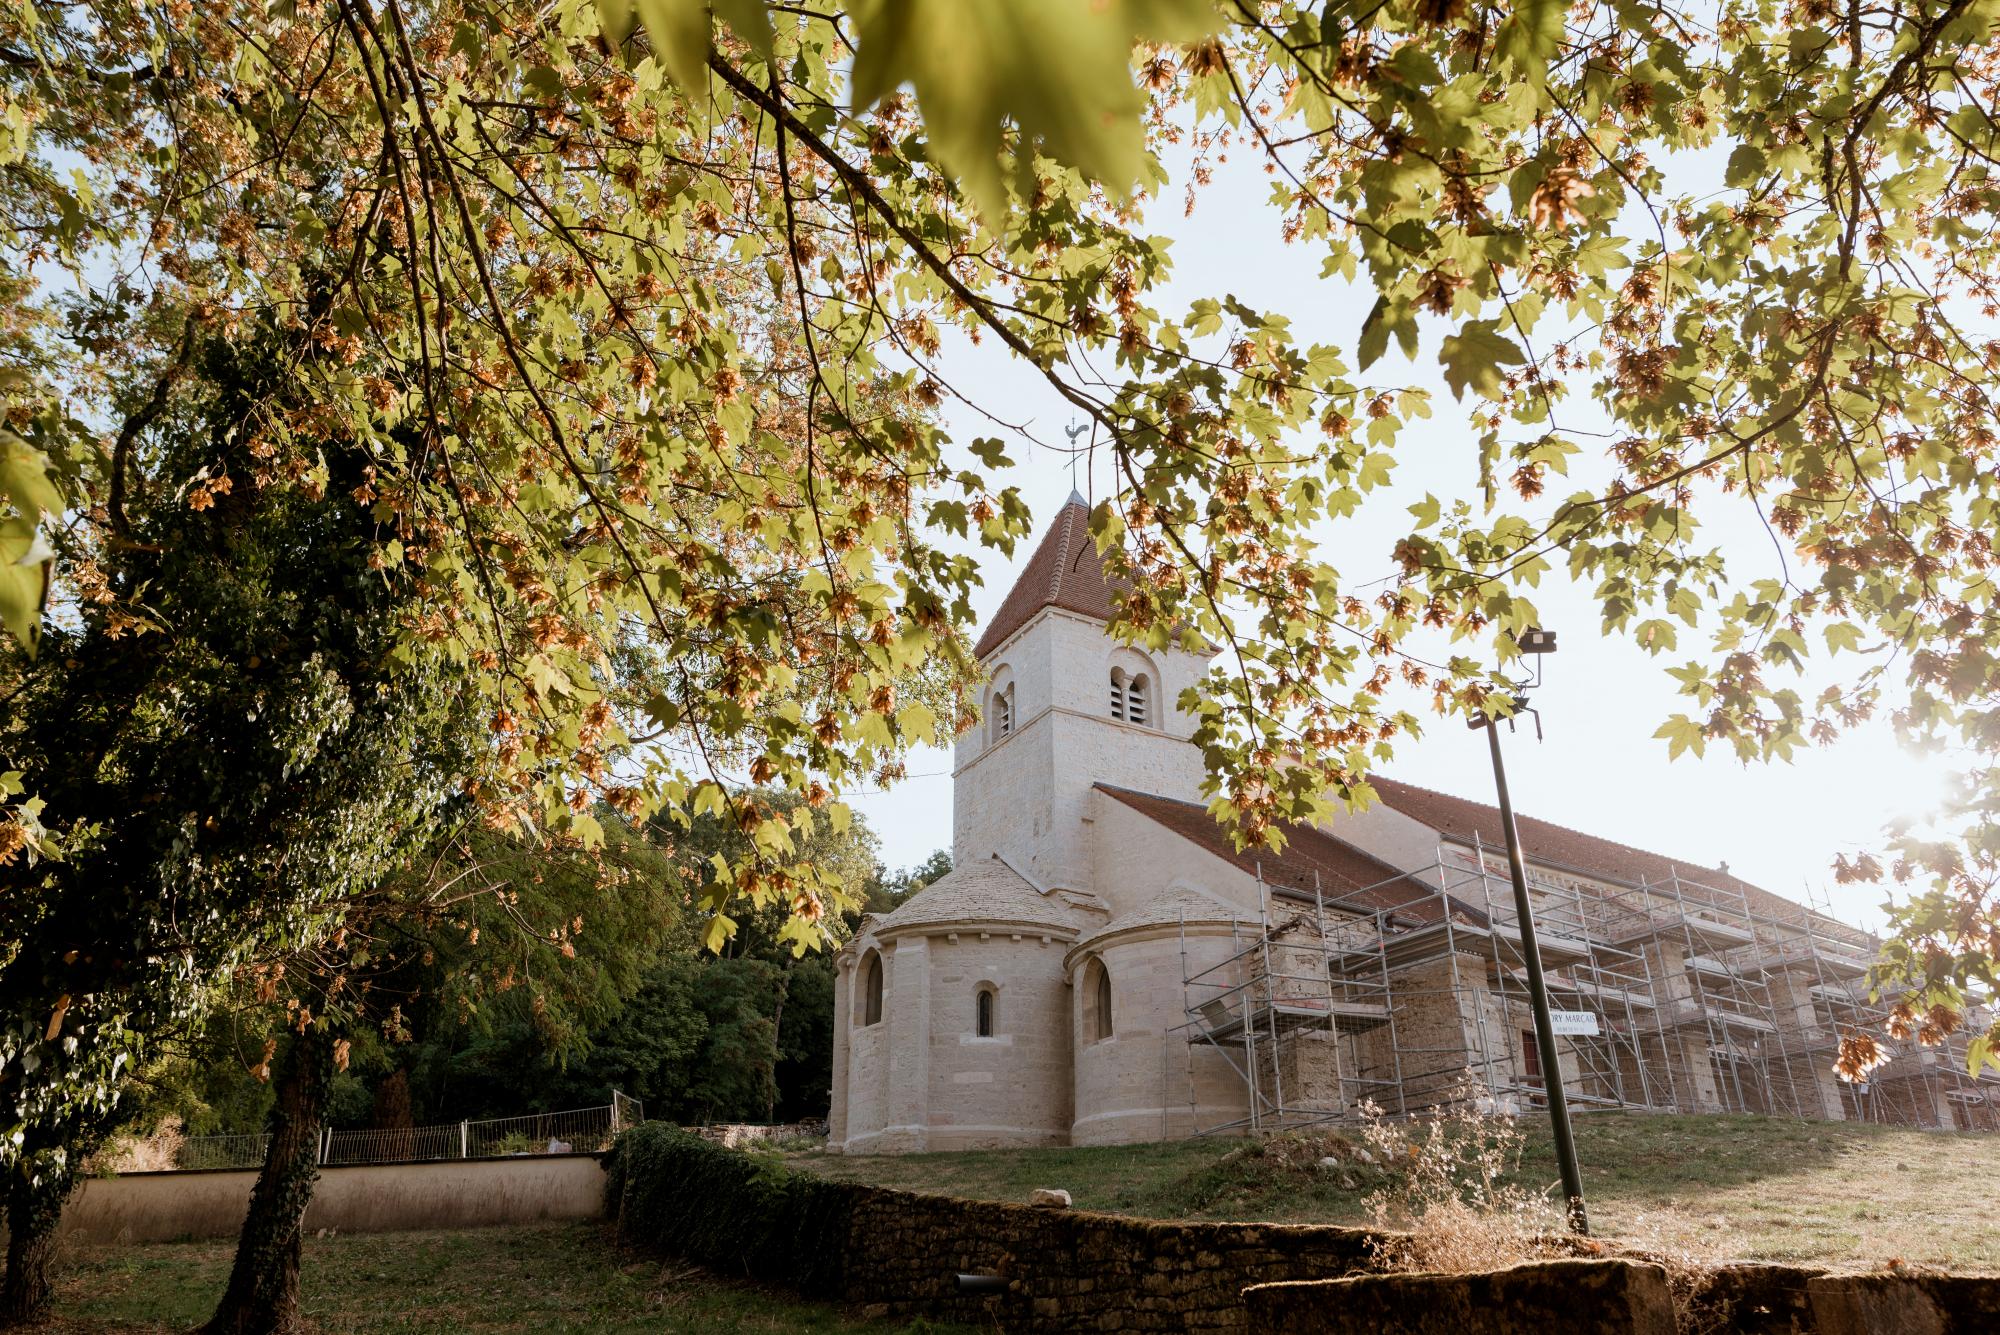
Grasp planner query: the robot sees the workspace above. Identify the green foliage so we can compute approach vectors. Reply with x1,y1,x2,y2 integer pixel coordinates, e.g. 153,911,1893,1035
6,0,2000,1150
591,955,782,1121
416,816,688,1059
655,787,884,958
774,954,838,1120
680,958,782,1119
0,335,482,1211
397,832,939,1128
158,812,929,1134
123,812,689,1139
838,0,1218,220
0,421,59,653
606,1122,853,1295
495,958,712,1115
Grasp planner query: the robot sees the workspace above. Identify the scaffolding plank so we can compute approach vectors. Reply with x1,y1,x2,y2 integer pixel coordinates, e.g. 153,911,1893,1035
1195,999,1391,1043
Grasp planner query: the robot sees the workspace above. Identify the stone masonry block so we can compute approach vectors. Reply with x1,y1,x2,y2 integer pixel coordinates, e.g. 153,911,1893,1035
1242,1259,1676,1335
1809,1273,2000,1335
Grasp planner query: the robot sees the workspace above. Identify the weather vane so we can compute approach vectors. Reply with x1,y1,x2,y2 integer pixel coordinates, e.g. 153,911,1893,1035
1063,419,1089,496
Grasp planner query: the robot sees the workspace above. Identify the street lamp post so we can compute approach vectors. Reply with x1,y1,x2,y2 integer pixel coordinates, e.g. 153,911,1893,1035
1469,627,1589,1235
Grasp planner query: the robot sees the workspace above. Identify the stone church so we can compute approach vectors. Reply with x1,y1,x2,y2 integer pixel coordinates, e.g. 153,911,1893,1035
827,496,1997,1152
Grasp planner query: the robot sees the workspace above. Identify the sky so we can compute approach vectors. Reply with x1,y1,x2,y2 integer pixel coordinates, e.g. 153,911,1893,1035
844,145,1951,934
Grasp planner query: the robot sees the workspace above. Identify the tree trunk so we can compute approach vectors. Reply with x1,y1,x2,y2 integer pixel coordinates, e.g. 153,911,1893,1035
766,966,790,1125
371,1067,414,1162
204,1027,336,1335
0,1151,74,1327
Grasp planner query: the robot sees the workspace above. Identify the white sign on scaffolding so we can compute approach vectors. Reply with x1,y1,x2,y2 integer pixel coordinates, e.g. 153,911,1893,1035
1548,1010,1600,1037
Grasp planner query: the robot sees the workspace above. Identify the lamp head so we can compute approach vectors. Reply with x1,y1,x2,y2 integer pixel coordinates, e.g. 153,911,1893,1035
1518,626,1558,655
1467,693,1532,730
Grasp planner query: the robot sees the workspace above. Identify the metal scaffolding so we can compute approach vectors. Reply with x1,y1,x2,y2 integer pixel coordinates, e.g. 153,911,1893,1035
1174,841,2000,1134
1176,869,1402,1135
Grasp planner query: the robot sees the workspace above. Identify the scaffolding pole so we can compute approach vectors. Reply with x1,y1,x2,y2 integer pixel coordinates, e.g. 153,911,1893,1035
1168,834,1964,1137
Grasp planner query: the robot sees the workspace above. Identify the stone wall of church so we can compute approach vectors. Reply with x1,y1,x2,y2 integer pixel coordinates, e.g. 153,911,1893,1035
920,934,1074,1149
1070,927,1254,1144
830,950,854,1144
1086,791,1261,922
1348,953,1493,1111
836,929,1076,1153
951,712,1057,881
955,612,1209,893
832,935,904,1151
1315,798,1455,892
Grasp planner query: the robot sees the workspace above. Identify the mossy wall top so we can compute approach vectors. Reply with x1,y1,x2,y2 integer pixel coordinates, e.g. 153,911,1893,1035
605,1124,1380,1332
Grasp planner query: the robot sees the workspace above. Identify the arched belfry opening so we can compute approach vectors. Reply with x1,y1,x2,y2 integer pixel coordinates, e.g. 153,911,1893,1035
989,679,1015,744
1109,667,1150,726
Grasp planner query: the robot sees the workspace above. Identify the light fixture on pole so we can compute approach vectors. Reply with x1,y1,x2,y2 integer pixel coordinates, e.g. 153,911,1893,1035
1466,626,1589,1235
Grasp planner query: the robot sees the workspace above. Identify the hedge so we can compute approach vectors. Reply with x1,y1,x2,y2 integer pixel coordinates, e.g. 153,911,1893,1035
603,1122,854,1296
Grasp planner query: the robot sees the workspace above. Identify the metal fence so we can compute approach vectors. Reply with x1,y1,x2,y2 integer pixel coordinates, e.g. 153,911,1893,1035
172,1094,642,1172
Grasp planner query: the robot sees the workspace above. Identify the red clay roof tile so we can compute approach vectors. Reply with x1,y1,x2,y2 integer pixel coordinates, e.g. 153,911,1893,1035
973,493,1124,660
1094,784,1475,925
1363,776,1857,938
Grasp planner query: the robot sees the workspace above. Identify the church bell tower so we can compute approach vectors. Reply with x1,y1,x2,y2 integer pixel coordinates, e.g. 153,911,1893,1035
952,492,1212,895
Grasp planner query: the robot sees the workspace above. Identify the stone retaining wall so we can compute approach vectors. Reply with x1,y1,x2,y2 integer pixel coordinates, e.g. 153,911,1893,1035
1807,1273,2000,1335
606,1126,1998,1335
1243,1260,1677,1335
607,1122,1378,1332
1244,1262,2000,1335
839,1189,1379,1331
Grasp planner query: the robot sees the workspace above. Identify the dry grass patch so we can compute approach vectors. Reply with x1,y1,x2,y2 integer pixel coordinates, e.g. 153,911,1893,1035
795,1111,2000,1270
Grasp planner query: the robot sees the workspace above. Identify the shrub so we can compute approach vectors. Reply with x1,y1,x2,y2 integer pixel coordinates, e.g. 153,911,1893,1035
604,1122,854,1295
86,1119,188,1176
1357,1076,1565,1273
485,1132,541,1156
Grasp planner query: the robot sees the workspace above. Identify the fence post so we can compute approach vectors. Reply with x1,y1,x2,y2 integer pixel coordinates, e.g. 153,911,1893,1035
459,1121,469,1159
318,1127,330,1165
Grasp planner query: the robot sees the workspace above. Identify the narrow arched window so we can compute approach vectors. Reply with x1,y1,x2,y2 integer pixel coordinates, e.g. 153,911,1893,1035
976,987,995,1038
1083,957,1113,1043
1110,668,1150,727
1125,673,1149,727
860,951,884,1026
990,684,1014,743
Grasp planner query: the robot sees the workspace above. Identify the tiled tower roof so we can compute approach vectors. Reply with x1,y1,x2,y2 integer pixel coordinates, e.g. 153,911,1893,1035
972,492,1123,659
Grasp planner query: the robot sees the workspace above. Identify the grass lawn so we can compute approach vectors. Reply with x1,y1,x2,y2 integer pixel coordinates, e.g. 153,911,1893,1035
794,1112,2000,1271
29,1221,965,1334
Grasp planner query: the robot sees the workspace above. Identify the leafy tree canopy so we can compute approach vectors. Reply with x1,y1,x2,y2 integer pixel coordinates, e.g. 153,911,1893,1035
3,0,1999,1080
0,332,485,1319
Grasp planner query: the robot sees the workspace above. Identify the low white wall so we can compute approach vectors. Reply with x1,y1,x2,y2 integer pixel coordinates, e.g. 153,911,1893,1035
43,1154,607,1246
